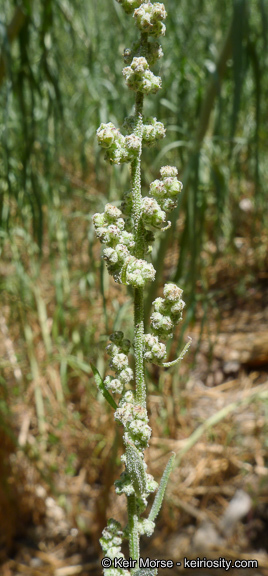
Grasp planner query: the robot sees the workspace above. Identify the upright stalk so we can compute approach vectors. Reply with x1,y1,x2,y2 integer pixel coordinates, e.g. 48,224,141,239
92,2,189,574
132,93,146,408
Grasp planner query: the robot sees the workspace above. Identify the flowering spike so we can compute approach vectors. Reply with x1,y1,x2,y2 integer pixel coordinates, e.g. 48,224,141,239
92,1,190,573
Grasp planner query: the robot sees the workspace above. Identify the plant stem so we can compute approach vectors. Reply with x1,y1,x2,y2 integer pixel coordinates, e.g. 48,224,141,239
131,92,146,408
127,493,139,570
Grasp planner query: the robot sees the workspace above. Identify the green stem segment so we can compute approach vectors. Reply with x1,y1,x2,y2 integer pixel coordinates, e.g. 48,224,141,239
131,92,146,409
127,494,139,570
128,91,145,570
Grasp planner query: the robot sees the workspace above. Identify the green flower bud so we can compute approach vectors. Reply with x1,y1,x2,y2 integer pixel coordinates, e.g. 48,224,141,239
144,333,166,363
142,117,166,146
163,176,183,197
115,404,133,425
163,282,183,301
160,165,178,178
125,258,156,287
103,247,119,265
152,296,167,314
149,168,183,213
138,518,155,537
115,243,130,263
146,473,158,493
110,353,129,371
123,57,162,94
102,227,121,246
107,518,123,534
110,331,124,344
92,212,106,228
110,379,124,394
132,404,147,421
116,0,143,15
128,420,152,445
104,203,123,223
134,3,167,38
121,390,135,403
106,337,120,356
120,338,131,353
118,367,134,384
120,230,135,250
141,197,166,228
124,134,141,158
115,472,135,496
96,122,117,148
105,546,123,561
150,311,173,339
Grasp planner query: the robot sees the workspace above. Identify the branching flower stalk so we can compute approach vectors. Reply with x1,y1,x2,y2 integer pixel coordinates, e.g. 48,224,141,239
91,2,190,574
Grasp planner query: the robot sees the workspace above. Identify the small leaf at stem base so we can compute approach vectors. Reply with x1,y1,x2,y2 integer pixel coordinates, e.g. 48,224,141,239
90,362,118,410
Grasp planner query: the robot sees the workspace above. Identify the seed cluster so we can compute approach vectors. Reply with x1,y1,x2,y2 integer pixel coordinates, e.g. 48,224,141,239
150,283,185,340
96,122,141,165
104,331,133,395
123,56,162,94
92,204,156,287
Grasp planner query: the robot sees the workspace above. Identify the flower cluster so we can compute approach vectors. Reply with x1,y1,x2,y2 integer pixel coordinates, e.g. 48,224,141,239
97,122,141,165
150,283,185,340
139,166,182,231
123,115,165,147
134,2,167,38
93,0,189,572
115,464,158,505
100,519,130,576
143,334,166,364
92,205,155,286
143,117,166,146
149,166,183,212
115,391,152,450
123,57,161,94
104,332,133,395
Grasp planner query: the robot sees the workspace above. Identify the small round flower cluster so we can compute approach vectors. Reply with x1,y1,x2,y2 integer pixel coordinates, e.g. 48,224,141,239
115,392,152,450
104,332,133,395
134,2,167,38
115,467,158,502
149,166,183,212
92,205,155,286
123,256,156,287
144,333,166,364
124,40,163,67
123,57,161,94
100,519,130,576
141,197,166,229
96,122,141,165
143,116,166,146
150,283,185,340
123,115,165,147
140,166,182,231
116,0,143,14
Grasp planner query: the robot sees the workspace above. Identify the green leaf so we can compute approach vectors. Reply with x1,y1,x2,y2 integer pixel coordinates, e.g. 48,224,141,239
148,453,175,522
126,444,147,497
90,363,118,410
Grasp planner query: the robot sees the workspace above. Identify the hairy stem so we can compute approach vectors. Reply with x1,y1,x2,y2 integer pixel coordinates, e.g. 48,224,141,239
127,494,139,569
131,92,146,408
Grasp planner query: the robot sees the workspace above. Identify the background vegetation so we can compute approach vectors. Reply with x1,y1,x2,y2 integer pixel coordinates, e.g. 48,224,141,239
0,0,267,571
